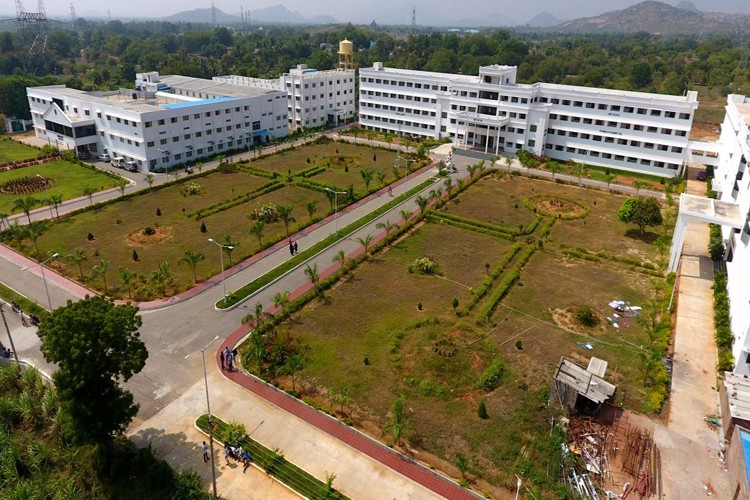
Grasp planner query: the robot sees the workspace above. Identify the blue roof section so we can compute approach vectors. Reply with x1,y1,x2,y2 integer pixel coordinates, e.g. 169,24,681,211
302,69,319,74
741,430,750,483
160,97,238,109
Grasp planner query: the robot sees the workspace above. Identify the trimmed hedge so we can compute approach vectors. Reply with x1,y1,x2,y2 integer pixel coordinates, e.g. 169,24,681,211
713,271,734,372
425,213,516,241
429,211,520,236
460,243,523,315
190,181,283,219
475,245,536,324
708,223,724,261
196,414,347,500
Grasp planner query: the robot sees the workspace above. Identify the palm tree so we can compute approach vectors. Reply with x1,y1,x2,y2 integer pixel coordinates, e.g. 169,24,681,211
282,353,304,393
443,178,453,196
304,263,320,294
118,181,127,196
356,233,374,255
65,249,88,280
415,195,429,214
118,266,136,300
400,209,412,224
150,261,173,294
603,174,616,191
305,201,317,221
179,249,205,283
91,259,110,294
171,169,180,181
505,156,513,172
575,163,586,183
383,394,409,447
23,222,47,258
12,196,38,224
376,220,396,244
195,161,204,173
360,168,374,190
467,164,479,178
375,171,386,186
144,173,155,188
251,301,271,329
82,187,96,205
272,290,290,314
277,205,295,236
248,220,266,249
332,249,347,274
50,194,62,219
223,234,238,265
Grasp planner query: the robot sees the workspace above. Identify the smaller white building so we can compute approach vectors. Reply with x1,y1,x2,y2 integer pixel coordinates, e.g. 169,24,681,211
27,72,288,171
214,65,356,132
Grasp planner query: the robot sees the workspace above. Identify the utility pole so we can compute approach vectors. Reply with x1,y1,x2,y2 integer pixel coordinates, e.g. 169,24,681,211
211,2,216,26
0,304,20,365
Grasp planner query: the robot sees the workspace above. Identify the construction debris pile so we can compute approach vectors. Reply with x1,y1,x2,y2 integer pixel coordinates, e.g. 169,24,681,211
563,416,661,500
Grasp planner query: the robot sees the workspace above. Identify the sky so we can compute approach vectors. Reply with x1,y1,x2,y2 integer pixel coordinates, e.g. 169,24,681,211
19,0,750,25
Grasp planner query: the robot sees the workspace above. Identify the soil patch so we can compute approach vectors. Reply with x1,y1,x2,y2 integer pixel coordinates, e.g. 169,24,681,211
125,226,174,248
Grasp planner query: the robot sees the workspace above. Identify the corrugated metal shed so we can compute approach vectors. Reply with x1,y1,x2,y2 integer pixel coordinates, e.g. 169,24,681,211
552,357,616,405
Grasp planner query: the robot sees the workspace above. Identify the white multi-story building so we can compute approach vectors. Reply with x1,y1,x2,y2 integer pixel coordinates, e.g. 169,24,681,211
712,94,750,373
359,62,699,177
214,64,356,132
27,72,288,172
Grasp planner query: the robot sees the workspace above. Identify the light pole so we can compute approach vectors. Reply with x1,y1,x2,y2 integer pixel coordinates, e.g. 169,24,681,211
21,252,59,311
208,238,233,300
324,188,347,234
0,303,20,364
185,335,220,500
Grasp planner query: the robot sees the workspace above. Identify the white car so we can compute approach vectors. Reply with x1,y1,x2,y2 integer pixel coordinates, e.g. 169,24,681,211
98,153,111,162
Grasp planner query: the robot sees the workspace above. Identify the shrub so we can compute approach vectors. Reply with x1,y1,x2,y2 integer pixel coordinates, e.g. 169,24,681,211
478,358,505,391
575,305,598,327
144,226,156,236
363,356,370,365
200,222,207,233
132,249,139,261
87,232,94,241
515,340,523,350
411,256,437,275
156,207,161,216
478,400,489,419
708,224,724,261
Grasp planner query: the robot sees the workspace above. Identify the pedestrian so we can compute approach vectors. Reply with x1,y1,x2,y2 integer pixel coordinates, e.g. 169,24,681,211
388,185,393,197
289,239,294,256
202,441,209,462
220,350,225,370
224,443,230,464
293,241,298,255
242,450,252,473
226,350,234,372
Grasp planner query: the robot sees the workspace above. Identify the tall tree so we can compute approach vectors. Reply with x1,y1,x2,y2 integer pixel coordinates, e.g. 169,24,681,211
618,197,663,236
415,195,429,214
12,196,38,224
376,220,395,244
356,233,374,255
222,234,238,265
50,194,63,219
305,201,317,221
83,187,96,206
91,259,110,294
304,263,320,294
248,220,265,249
272,290,290,314
277,204,295,236
65,249,88,280
37,296,148,444
118,266,136,300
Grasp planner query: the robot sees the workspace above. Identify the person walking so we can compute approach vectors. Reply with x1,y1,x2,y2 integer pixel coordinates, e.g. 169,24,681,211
293,241,298,255
220,350,225,371
226,350,234,372
202,441,209,462
289,239,294,256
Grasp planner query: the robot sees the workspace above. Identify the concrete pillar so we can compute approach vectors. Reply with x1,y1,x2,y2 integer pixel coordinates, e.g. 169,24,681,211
668,215,689,272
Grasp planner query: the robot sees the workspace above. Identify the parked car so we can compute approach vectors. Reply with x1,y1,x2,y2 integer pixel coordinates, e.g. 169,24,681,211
98,153,111,162
125,161,138,172
77,151,90,160
697,170,707,181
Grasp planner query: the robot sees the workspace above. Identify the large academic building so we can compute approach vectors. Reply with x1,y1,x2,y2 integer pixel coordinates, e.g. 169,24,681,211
26,72,288,172
359,62,699,177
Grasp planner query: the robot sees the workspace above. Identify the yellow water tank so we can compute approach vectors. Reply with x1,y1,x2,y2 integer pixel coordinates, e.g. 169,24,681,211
338,39,354,70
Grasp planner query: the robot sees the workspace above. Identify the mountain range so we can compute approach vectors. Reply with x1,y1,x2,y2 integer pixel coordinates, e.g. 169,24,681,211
161,1,750,34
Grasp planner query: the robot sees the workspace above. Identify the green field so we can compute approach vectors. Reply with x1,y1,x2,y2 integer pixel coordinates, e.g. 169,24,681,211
0,137,44,163
242,173,668,496
0,160,122,215
1,141,415,300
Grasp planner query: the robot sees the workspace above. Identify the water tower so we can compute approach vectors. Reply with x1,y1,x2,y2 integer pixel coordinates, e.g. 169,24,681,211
338,39,354,70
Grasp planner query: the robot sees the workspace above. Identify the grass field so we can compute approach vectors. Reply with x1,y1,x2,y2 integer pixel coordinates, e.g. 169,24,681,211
0,137,44,163
248,172,666,496
2,141,404,300
0,160,122,215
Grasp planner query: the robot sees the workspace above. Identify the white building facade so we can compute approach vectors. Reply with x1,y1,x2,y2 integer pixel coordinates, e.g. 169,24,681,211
713,94,750,374
27,73,288,172
359,62,698,177
214,65,356,132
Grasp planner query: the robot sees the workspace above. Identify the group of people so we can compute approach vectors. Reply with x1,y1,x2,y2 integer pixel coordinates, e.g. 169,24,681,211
9,302,40,327
288,239,299,256
0,348,13,359
201,441,253,473
220,346,236,372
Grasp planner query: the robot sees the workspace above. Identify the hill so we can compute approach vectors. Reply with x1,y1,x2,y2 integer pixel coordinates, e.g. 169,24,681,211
163,7,239,24
165,4,338,25
555,1,747,35
526,11,563,28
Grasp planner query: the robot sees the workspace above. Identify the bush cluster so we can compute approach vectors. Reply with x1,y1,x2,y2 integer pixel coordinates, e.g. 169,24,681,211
478,358,506,391
713,271,734,372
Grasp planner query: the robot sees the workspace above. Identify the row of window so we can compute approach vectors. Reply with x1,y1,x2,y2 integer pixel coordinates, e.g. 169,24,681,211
549,129,684,152
361,76,448,92
360,114,436,131
361,102,437,117
539,97,691,120
550,114,688,136
544,143,680,170
360,90,438,104
290,101,354,114
287,77,354,88
292,90,351,100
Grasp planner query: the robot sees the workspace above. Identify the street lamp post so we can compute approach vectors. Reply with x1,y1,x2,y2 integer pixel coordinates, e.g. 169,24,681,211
208,238,233,300
185,335,220,500
21,252,59,311
0,303,20,364
324,188,347,234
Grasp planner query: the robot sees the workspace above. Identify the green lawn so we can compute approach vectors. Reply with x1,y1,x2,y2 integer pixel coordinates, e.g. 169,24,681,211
0,160,122,215
2,141,398,300
0,137,44,163
242,172,667,496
